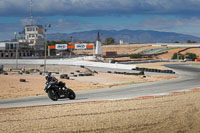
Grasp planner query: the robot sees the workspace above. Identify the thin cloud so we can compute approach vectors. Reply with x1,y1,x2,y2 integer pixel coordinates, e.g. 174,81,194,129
137,17,200,30
1,0,200,17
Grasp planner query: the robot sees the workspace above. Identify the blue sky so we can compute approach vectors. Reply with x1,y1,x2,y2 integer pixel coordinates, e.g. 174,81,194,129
1,0,200,40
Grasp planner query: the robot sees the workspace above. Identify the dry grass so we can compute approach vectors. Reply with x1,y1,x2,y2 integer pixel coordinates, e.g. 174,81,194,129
181,48,200,57
1,90,200,132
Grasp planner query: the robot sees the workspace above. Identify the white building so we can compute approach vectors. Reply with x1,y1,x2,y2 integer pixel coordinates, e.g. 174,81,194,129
0,42,18,50
120,40,124,45
23,25,45,50
95,40,102,55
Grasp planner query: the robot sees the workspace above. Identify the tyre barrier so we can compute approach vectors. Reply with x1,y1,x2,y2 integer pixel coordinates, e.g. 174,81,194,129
85,73,93,76
4,72,8,75
132,67,175,74
111,71,144,76
18,72,23,75
20,79,26,82
77,73,93,77
60,74,69,79
140,71,145,75
79,74,84,76
93,71,98,74
60,75,65,79
25,72,30,74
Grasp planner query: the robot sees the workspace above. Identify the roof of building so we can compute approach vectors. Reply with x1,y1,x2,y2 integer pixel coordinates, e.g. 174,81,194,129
25,25,43,28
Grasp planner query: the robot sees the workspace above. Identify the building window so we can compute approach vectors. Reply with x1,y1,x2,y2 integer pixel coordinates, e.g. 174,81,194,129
27,28,33,31
1,53,3,57
29,34,35,38
10,44,13,49
30,40,34,43
6,44,9,49
5,53,8,57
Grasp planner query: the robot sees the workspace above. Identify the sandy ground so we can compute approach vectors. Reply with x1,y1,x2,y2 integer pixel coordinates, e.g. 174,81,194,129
181,48,200,57
74,45,140,55
1,89,200,132
156,48,185,59
0,68,177,100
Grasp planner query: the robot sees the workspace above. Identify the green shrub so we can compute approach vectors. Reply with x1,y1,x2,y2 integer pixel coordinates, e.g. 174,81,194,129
130,54,142,59
171,53,184,60
185,53,197,61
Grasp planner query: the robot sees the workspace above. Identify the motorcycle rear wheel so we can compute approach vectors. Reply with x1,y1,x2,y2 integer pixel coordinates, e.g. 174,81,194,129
48,89,58,101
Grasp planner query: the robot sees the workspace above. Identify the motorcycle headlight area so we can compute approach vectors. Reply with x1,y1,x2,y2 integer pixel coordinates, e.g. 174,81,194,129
58,81,65,87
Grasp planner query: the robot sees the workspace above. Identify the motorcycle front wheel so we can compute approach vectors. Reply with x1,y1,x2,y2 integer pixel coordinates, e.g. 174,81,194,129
66,89,76,100
48,89,58,101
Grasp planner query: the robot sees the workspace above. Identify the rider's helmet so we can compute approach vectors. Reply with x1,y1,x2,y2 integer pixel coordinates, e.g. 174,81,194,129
45,72,52,81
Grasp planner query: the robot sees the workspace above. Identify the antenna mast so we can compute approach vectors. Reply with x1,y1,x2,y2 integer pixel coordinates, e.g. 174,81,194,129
30,0,33,25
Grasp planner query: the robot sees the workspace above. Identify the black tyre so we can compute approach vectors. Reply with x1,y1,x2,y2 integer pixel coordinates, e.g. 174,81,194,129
66,89,76,100
20,79,26,82
48,89,58,101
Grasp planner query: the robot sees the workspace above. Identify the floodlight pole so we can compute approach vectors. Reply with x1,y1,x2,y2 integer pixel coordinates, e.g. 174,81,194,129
44,24,51,74
15,32,18,69
70,36,73,58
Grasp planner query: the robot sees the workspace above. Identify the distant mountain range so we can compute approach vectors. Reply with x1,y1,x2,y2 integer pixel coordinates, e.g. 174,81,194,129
47,29,200,43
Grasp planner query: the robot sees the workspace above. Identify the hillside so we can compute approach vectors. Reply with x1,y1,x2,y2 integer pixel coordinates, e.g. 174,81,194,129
47,30,200,43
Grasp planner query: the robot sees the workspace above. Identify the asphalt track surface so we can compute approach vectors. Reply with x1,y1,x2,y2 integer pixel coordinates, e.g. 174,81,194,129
0,64,200,109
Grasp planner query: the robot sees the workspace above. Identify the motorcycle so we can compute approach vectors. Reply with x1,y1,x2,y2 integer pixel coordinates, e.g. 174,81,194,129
44,72,76,101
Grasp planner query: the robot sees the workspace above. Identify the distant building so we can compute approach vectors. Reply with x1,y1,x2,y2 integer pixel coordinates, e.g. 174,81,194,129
16,25,45,57
23,25,45,50
0,0,46,58
95,32,102,56
0,41,34,58
120,40,124,45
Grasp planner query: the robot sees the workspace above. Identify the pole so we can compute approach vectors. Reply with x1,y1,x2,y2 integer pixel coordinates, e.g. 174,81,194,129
15,32,18,69
177,52,179,60
30,0,33,25
44,35,47,73
48,46,50,56
44,24,51,74
70,36,73,58
16,42,18,69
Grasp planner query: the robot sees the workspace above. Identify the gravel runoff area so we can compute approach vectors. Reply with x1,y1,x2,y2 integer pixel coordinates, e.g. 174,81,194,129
1,89,200,132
